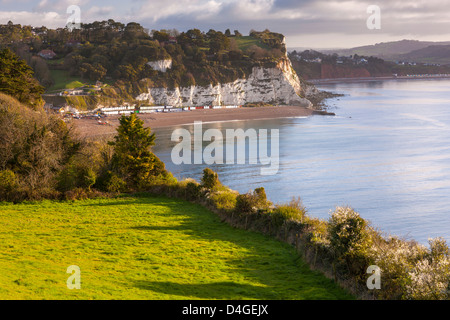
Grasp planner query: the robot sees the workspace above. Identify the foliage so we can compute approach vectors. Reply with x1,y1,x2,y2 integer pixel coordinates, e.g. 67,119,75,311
0,170,19,202
201,167,221,190
235,187,271,215
2,21,292,95
0,48,44,109
0,93,79,200
328,207,372,259
209,191,238,211
109,113,170,190
271,197,307,225
405,238,450,300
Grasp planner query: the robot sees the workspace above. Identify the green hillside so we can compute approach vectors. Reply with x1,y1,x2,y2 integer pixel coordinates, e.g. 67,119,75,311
397,44,450,65
0,194,353,300
324,39,450,61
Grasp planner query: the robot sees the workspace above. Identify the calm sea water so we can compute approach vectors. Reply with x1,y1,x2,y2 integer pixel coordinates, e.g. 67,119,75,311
152,79,450,244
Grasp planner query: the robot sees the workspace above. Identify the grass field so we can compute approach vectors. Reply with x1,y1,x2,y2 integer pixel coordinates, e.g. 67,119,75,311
234,36,271,51
46,69,93,92
0,194,353,300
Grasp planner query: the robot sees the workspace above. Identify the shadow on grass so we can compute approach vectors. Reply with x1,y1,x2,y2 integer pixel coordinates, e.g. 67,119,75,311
133,280,276,300
90,193,353,299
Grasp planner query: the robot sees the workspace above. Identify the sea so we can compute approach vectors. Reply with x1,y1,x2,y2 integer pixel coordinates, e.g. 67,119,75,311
152,79,450,245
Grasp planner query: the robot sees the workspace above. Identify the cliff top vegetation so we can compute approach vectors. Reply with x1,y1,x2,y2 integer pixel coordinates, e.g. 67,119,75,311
1,21,289,91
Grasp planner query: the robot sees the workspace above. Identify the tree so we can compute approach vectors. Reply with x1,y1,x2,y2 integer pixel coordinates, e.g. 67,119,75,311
0,48,44,109
201,168,221,190
0,92,80,199
152,30,170,43
109,113,169,189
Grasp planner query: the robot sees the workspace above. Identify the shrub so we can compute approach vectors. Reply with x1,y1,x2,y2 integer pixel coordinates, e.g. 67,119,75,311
57,164,98,192
272,197,307,224
185,181,201,201
96,170,127,193
327,206,373,278
210,191,238,211
253,187,270,208
429,237,450,261
235,187,272,215
328,207,372,259
201,168,221,190
79,167,97,191
368,236,429,299
404,237,450,300
405,257,450,300
63,187,88,201
0,170,19,202
235,193,257,215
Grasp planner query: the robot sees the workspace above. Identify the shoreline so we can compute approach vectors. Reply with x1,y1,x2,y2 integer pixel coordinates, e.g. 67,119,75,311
307,74,450,85
73,105,332,138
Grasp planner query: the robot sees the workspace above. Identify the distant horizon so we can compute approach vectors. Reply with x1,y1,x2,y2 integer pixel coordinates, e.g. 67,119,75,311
287,38,450,52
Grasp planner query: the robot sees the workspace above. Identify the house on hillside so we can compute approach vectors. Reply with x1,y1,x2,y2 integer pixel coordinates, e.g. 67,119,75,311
38,49,57,60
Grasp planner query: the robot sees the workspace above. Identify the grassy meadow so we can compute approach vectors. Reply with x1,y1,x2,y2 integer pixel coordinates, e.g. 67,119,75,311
46,69,92,92
234,36,271,51
0,194,353,300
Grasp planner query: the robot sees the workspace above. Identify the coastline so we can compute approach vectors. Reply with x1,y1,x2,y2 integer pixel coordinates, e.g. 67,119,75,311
73,105,331,138
307,74,450,85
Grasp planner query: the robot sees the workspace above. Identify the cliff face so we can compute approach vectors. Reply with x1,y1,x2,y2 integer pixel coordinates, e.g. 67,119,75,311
136,57,313,108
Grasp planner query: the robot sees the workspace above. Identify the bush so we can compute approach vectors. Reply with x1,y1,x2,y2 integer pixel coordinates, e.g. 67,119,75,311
368,236,428,299
185,181,201,201
253,187,269,208
405,256,450,300
64,187,88,201
0,170,19,202
79,167,97,191
96,170,127,193
404,238,450,300
201,168,221,190
235,193,256,214
210,191,238,211
327,206,373,278
235,187,272,215
328,207,372,259
271,197,307,225
58,164,97,192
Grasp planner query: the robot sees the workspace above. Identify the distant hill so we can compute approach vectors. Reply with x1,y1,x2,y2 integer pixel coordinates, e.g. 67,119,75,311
321,39,450,61
396,45,450,65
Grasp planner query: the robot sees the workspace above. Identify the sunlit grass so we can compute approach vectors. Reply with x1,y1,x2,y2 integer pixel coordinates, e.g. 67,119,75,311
0,194,353,300
234,36,271,52
46,69,92,92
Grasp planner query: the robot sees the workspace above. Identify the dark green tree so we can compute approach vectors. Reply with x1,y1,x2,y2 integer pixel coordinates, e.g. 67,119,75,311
109,113,169,189
0,48,44,109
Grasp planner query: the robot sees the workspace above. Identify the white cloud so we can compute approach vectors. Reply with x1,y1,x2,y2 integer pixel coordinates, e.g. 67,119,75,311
133,0,223,22
0,10,66,28
1,0,450,48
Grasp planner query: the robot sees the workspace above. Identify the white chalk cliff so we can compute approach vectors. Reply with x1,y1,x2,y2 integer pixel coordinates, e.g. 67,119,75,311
136,57,313,108
147,59,173,73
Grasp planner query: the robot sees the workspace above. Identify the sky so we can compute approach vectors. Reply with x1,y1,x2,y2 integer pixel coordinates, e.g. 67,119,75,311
1,0,450,49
